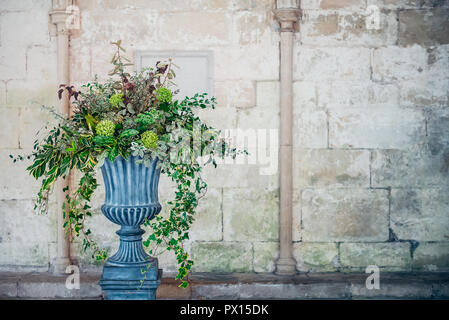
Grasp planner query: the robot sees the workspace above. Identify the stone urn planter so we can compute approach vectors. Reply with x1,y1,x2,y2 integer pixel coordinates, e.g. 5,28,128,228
98,155,162,300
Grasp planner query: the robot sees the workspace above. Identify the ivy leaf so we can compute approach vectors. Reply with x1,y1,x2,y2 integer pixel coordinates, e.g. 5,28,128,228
108,144,119,162
93,136,115,146
119,129,139,139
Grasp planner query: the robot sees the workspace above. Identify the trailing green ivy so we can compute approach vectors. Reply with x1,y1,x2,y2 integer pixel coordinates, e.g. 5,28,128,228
11,41,244,287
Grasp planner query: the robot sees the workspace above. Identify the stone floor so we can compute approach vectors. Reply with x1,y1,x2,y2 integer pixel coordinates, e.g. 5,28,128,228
0,272,448,299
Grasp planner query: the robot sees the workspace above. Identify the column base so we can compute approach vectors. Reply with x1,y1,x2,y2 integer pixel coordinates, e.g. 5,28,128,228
275,257,297,275
99,258,162,300
50,257,71,275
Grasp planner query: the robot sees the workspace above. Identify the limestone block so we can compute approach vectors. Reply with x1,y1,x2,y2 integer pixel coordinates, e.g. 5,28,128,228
399,9,449,46
78,11,159,46
371,147,449,188
340,242,411,270
293,149,370,187
0,149,41,200
0,10,50,47
0,107,20,149
6,79,58,108
320,81,399,108
400,79,448,108
159,12,231,45
302,188,389,242
0,0,51,11
293,242,338,272
390,188,449,241
329,106,425,149
320,0,366,9
26,45,57,81
0,46,27,80
215,45,278,81
293,81,316,110
292,200,301,241
191,241,253,272
214,80,255,109
0,81,6,105
253,242,278,273
201,163,279,190
0,242,49,266
367,0,449,10
295,47,370,81
189,188,222,241
233,9,274,46
372,45,428,82
223,188,279,241
256,81,279,108
293,110,328,148
426,106,449,155
19,106,59,150
300,10,397,47
412,242,449,271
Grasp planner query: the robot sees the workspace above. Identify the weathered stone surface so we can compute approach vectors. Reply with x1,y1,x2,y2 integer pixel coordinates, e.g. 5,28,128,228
293,81,317,109
399,9,449,46
302,188,389,242
190,188,222,241
293,110,328,148
400,79,448,107
239,282,350,299
300,11,398,46
6,80,58,107
413,242,449,271
329,106,425,149
320,0,365,9
351,282,433,299
159,12,231,45
371,147,449,188
0,10,50,47
340,242,411,270
0,242,50,266
295,47,370,81
0,107,19,149
372,45,428,82
293,242,339,272
319,81,399,108
192,283,239,299
256,81,279,108
191,242,253,272
26,45,57,81
293,149,370,187
215,80,255,108
253,242,278,273
391,188,449,241
223,188,278,241
19,106,59,150
0,150,42,200
215,45,279,81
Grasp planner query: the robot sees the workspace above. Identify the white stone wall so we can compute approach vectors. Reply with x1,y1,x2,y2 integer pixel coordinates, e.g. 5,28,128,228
0,0,448,273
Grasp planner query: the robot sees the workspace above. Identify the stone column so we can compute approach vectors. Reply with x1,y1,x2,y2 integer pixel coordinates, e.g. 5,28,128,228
274,1,300,275
49,0,73,275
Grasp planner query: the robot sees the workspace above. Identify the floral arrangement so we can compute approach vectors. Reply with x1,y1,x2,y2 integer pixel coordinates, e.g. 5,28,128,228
11,41,243,287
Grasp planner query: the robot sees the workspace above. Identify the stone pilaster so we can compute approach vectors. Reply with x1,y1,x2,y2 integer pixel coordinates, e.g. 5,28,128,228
274,2,301,275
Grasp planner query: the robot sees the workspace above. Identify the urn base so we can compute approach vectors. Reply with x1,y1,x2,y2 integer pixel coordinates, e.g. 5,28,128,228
99,261,162,300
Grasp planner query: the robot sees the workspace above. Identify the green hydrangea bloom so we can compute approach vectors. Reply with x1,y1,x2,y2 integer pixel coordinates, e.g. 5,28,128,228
109,93,124,107
96,120,115,137
141,130,158,150
156,87,172,103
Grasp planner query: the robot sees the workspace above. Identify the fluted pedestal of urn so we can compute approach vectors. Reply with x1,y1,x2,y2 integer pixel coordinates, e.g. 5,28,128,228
98,156,162,300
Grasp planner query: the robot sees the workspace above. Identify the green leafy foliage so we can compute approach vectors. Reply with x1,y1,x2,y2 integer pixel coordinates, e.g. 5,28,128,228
11,41,245,287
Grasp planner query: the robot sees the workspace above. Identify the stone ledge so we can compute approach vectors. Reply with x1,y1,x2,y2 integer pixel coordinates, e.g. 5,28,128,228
0,272,448,300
